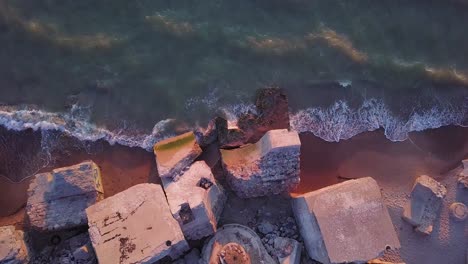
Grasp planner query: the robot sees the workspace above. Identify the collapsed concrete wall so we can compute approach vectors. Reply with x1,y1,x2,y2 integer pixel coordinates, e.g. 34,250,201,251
292,177,400,264
221,129,301,198
26,161,104,233
86,183,189,264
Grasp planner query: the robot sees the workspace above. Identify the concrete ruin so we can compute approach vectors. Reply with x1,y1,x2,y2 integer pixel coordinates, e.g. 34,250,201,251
26,161,104,233
161,161,226,240
86,183,189,264
221,129,301,198
0,226,29,264
292,177,400,264
154,132,203,181
403,175,447,235
201,224,275,264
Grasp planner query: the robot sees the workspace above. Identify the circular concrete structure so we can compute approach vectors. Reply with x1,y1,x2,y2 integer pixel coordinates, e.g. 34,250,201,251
449,202,467,221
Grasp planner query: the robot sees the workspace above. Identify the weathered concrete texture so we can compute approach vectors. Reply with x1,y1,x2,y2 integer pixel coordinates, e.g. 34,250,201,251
201,224,275,264
292,177,400,264
402,175,447,235
221,129,301,198
162,161,226,240
86,184,189,264
153,132,202,181
26,161,104,233
273,237,301,264
0,226,29,264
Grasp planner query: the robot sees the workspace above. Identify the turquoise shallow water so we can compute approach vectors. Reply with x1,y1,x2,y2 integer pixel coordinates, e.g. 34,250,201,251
0,1,466,147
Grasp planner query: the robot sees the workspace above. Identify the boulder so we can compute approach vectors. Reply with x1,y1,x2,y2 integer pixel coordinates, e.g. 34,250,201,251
201,224,275,264
161,161,226,240
26,161,104,233
292,177,400,264
402,175,447,235
86,184,189,264
154,132,202,181
221,129,301,198
0,226,29,264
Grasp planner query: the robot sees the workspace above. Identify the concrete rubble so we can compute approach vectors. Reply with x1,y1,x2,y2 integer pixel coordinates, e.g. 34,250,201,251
201,224,275,264
272,237,301,264
161,161,226,240
402,175,447,235
153,131,203,181
0,226,29,264
26,161,104,233
221,129,301,198
292,177,400,264
86,183,189,264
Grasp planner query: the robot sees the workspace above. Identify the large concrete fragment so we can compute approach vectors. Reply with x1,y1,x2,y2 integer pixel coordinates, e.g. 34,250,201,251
292,177,400,264
162,161,226,240
154,132,202,181
403,175,447,235
201,224,275,264
26,161,103,233
0,226,29,264
86,183,189,264
221,129,300,198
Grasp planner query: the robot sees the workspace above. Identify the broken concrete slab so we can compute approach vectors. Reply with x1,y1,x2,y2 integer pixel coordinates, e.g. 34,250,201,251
221,129,300,198
86,183,189,264
273,237,301,264
201,224,275,264
162,161,226,240
0,226,29,264
292,177,400,264
403,175,447,235
26,161,104,233
153,132,202,181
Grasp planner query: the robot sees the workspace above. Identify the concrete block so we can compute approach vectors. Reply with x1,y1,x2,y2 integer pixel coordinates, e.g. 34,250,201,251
26,161,103,233
86,183,189,264
403,175,447,235
221,129,301,198
292,177,400,264
162,161,226,240
154,132,202,181
0,226,29,264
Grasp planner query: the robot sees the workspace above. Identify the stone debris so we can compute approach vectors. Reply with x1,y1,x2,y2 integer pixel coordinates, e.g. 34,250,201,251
26,161,104,233
403,175,447,235
201,224,275,264
154,132,203,181
272,237,301,264
86,184,189,264
292,177,400,264
449,202,467,221
221,129,301,198
161,161,226,240
0,226,29,264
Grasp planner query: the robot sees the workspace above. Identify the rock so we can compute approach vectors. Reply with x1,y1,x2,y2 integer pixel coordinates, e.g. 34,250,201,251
0,226,29,264
402,175,447,235
216,117,249,149
161,161,226,240
449,202,467,221
257,221,276,235
221,129,301,198
183,248,201,264
86,184,189,264
292,177,400,264
26,161,104,233
273,237,301,264
154,132,203,181
201,224,276,264
194,119,218,147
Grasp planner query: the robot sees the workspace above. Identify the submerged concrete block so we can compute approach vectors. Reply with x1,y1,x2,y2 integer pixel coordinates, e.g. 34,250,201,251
221,129,300,198
403,175,447,235
154,132,203,181
26,161,104,233
292,177,400,264
86,183,189,264
162,161,226,240
0,226,29,264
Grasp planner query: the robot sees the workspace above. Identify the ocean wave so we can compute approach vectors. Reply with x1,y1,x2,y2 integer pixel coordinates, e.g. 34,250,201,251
290,98,468,141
